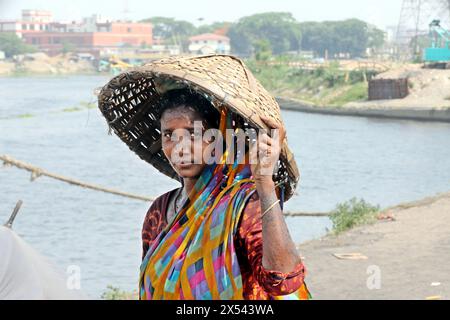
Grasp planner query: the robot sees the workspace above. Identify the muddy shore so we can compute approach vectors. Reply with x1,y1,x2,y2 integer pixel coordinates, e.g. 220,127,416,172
278,97,450,123
0,53,96,76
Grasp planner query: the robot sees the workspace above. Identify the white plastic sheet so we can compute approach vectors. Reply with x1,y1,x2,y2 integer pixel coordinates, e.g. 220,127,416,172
0,226,86,300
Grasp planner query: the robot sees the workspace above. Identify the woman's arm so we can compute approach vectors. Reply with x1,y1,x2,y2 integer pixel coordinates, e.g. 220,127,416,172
237,192,305,296
250,115,301,273
255,179,301,273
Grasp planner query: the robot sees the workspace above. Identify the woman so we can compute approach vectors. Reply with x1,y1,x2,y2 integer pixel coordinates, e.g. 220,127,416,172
98,54,311,300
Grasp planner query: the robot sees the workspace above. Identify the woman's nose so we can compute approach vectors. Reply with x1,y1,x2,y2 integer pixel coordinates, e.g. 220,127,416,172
177,138,192,158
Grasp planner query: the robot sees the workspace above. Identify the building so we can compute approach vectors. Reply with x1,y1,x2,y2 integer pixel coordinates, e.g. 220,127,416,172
23,21,153,56
188,33,230,54
0,10,52,38
1,10,153,57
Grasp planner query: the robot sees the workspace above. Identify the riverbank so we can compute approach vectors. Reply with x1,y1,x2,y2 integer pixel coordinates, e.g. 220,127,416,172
0,53,97,76
348,64,450,110
298,191,450,300
249,58,450,123
277,97,450,123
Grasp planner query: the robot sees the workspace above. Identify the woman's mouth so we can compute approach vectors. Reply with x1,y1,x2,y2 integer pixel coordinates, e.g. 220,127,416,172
176,162,194,169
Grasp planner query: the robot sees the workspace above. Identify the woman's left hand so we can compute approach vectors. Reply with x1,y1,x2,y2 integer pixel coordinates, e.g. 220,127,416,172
250,115,286,184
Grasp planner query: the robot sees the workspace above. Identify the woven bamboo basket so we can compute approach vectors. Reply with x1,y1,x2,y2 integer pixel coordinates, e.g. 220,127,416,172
97,54,300,200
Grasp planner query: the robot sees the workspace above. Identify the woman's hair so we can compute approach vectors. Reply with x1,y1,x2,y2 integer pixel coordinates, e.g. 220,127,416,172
156,88,220,129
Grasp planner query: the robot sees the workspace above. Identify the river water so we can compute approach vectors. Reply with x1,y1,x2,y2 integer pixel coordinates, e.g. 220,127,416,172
1,75,450,298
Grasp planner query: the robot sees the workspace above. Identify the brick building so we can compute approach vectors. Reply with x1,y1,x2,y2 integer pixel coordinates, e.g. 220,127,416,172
23,22,153,56
1,10,153,56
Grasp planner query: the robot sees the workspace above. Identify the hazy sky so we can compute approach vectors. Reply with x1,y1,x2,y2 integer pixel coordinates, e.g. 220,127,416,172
0,0,404,29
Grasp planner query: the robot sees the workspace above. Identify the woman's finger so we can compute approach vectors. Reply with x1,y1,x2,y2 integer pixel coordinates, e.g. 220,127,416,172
258,143,271,153
260,115,282,130
259,133,273,146
260,116,286,143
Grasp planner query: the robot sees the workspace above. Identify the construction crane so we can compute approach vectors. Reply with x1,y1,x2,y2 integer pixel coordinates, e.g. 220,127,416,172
396,0,450,59
423,20,450,68
423,19,450,65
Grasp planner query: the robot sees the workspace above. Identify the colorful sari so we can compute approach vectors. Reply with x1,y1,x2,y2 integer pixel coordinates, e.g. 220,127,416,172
139,108,311,300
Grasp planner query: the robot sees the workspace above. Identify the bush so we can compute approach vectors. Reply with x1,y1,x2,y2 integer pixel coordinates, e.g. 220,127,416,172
0,33,37,57
101,285,138,300
328,82,368,106
329,198,380,234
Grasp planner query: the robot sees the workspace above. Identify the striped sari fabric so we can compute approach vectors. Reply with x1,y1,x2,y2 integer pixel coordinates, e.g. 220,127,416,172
139,108,311,300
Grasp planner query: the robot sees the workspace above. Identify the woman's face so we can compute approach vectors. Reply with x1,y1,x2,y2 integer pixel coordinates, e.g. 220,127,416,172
160,106,215,179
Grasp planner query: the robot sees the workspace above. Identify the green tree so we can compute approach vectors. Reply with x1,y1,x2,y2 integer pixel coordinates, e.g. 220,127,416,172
140,17,196,51
300,19,384,58
196,22,232,35
367,25,386,49
0,33,37,57
254,39,272,61
300,21,333,57
228,12,302,55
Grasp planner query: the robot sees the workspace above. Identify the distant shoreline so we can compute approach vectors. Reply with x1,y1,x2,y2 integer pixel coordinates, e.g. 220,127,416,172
0,71,109,78
2,71,450,123
277,97,450,123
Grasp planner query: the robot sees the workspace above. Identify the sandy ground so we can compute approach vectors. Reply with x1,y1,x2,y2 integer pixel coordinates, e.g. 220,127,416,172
347,64,450,110
297,191,450,300
0,53,96,76
0,61,16,76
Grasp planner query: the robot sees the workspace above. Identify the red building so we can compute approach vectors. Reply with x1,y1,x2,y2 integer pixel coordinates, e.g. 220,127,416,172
23,22,153,56
0,10,153,56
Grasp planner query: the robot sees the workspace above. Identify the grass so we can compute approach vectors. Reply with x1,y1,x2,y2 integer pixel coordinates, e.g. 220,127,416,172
246,57,376,107
101,285,138,300
1,104,97,122
80,101,97,109
17,113,34,118
327,82,368,106
329,198,380,234
62,107,83,112
62,102,96,113
0,101,97,120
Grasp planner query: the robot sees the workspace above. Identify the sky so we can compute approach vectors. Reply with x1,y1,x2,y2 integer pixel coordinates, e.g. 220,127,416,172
0,0,404,29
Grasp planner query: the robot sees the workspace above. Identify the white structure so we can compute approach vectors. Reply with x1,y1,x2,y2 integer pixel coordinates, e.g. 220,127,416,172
188,33,230,54
22,10,52,23
385,25,398,43
66,14,112,33
0,9,52,38
0,11,114,38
